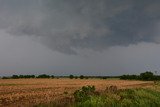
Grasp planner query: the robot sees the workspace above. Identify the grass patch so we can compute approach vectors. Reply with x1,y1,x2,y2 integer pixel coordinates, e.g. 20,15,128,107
73,86,160,107
73,89,160,107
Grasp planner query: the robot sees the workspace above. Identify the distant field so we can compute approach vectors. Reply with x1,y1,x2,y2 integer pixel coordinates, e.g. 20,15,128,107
0,79,154,107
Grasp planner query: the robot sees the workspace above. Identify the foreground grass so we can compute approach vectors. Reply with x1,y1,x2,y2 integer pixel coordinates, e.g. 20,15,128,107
73,88,160,107
36,82,160,107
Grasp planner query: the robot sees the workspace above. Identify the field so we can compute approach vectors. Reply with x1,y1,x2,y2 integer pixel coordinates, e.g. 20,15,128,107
0,79,153,107
0,79,155,107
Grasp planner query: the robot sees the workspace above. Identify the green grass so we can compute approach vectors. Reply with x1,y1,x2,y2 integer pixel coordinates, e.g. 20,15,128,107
73,88,160,107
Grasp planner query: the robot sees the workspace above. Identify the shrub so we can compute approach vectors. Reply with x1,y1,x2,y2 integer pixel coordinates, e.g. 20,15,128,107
73,85,95,102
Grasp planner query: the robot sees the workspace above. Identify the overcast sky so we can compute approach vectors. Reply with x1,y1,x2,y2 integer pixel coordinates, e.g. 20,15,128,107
0,0,160,76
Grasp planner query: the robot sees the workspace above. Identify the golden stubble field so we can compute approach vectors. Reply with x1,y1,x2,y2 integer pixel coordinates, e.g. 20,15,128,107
0,78,153,107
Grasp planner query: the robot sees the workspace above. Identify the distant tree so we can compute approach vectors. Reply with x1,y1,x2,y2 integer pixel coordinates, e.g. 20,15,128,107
51,75,55,79
140,71,154,81
120,75,128,80
120,75,139,80
12,75,19,79
19,75,24,78
154,75,160,80
27,75,35,78
129,75,137,80
69,75,74,79
85,76,89,79
37,74,50,78
31,75,36,78
18,75,35,78
102,76,107,79
2,76,10,79
79,75,84,79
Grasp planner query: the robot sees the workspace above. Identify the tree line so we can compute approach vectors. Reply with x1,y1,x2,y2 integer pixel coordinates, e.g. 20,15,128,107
1,74,89,79
1,74,55,79
120,71,160,81
1,71,159,81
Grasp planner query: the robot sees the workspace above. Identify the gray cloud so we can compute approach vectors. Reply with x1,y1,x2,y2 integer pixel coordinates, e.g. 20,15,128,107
0,0,160,54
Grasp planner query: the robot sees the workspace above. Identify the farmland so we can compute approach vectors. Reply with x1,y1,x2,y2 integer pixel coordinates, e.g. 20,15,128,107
0,78,155,107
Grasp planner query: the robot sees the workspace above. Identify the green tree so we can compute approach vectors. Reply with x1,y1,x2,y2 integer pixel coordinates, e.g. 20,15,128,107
51,75,54,78
37,74,50,78
140,71,154,81
69,75,74,79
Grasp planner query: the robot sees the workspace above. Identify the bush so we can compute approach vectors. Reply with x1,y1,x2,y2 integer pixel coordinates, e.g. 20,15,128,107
74,85,95,102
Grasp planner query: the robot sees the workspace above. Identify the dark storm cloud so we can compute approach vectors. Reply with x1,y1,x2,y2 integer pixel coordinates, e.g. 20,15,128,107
0,0,160,54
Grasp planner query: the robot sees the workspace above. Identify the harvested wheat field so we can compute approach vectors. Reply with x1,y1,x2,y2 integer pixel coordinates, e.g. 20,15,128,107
0,79,153,107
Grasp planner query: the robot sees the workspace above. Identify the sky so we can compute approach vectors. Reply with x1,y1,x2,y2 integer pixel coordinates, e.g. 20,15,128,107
0,0,160,76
